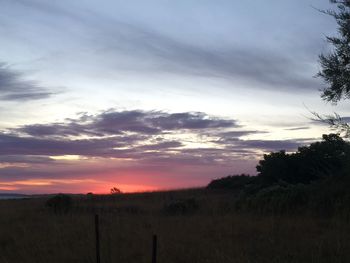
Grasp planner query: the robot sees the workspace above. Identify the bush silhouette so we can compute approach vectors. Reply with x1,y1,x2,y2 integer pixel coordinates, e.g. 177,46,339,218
236,184,309,214
46,194,73,214
110,187,122,195
207,174,254,190
162,198,199,215
208,134,350,216
257,134,350,185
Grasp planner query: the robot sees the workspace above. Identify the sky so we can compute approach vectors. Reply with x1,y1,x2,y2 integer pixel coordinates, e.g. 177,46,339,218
0,0,349,194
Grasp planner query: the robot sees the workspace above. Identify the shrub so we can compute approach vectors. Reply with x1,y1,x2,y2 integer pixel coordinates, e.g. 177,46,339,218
236,184,309,215
257,134,350,185
162,198,199,215
308,176,350,217
207,174,255,191
111,187,122,194
46,194,73,214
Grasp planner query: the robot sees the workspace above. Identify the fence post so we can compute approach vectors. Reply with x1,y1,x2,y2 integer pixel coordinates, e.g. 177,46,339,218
152,234,157,263
95,214,101,263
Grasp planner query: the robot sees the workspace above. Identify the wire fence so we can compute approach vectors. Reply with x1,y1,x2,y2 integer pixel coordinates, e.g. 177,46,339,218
94,214,158,263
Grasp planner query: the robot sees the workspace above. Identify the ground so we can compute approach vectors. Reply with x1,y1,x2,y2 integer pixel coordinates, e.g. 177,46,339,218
0,189,349,263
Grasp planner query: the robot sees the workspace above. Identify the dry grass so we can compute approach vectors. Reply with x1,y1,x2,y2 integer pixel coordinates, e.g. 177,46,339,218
0,189,349,263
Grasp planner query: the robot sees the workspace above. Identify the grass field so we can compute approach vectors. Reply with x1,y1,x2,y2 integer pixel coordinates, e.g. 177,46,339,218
0,188,350,263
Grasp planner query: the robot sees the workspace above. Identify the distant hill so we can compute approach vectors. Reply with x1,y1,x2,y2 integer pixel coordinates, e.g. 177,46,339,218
0,193,29,200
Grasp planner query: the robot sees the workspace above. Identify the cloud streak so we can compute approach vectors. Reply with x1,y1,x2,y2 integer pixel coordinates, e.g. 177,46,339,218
6,0,322,92
0,63,54,101
91,21,322,91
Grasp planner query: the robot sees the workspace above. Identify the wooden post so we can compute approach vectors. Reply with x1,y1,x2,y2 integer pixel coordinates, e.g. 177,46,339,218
95,214,101,263
152,234,157,263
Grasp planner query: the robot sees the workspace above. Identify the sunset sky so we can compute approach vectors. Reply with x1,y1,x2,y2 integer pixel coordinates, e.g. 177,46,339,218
0,0,349,194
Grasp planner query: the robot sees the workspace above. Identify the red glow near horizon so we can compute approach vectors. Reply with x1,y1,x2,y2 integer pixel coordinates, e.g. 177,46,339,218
0,172,205,194
0,178,161,194
0,157,257,194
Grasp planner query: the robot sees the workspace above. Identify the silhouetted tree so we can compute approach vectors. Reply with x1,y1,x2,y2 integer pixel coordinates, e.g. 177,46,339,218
46,194,73,214
256,150,299,184
316,0,350,136
318,0,350,102
110,187,122,194
257,134,350,184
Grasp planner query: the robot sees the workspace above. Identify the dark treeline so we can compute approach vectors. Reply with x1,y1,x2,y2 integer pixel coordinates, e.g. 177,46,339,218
207,134,350,217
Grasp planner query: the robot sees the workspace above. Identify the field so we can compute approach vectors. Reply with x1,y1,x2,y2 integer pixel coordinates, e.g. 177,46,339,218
0,189,350,263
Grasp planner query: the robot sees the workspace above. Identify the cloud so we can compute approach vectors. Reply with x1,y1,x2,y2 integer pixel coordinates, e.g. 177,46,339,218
341,117,350,122
13,0,79,20
93,22,321,92
1,109,308,163
212,130,267,144
17,110,238,138
137,140,183,151
213,130,308,152
0,133,141,157
0,63,54,101
8,1,322,92
149,112,235,130
0,155,53,164
218,131,265,137
284,126,310,131
1,110,239,163
234,139,305,152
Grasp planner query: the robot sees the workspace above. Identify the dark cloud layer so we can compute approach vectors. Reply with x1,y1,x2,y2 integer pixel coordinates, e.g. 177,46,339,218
0,133,137,157
234,139,305,152
18,110,237,137
0,63,53,101
1,109,306,162
3,110,238,160
342,117,350,123
214,131,307,152
0,155,53,164
284,126,310,131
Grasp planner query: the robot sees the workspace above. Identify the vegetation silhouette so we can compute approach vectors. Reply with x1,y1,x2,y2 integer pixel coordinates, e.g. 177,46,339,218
258,133,350,184
316,0,350,136
207,174,254,190
208,133,350,216
318,0,350,103
110,187,122,195
46,194,73,214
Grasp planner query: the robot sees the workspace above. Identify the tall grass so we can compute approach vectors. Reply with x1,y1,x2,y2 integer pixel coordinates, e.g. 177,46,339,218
0,189,350,263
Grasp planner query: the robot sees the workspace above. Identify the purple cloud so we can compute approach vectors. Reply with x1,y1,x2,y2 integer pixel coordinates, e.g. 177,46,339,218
0,63,54,101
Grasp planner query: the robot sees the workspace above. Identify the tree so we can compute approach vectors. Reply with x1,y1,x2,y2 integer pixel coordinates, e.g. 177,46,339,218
256,134,350,184
256,150,301,184
317,0,350,136
318,0,350,102
110,187,122,194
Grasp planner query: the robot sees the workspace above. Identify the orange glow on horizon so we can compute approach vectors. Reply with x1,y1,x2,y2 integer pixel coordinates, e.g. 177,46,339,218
91,184,159,194
0,162,232,194
0,186,19,191
0,178,160,194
